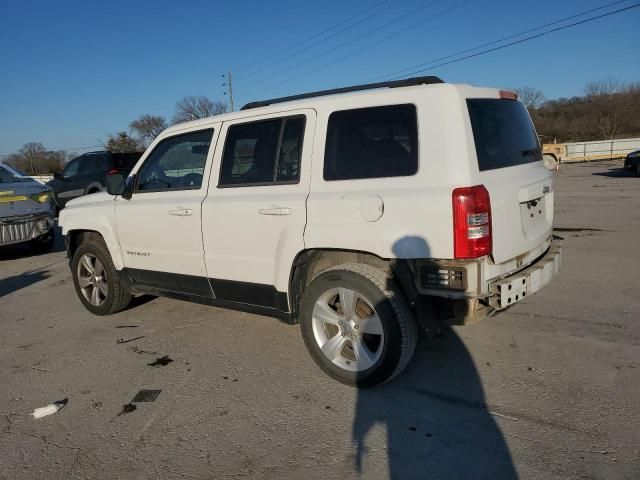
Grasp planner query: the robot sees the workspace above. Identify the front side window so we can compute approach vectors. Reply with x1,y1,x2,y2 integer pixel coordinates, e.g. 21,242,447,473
324,104,418,181
136,129,213,192
219,116,305,187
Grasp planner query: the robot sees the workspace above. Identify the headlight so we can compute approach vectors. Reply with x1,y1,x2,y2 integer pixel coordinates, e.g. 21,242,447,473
31,191,53,203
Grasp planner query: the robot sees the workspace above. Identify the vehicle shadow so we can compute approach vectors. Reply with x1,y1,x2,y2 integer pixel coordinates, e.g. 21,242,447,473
350,235,517,479
0,269,50,297
591,168,635,178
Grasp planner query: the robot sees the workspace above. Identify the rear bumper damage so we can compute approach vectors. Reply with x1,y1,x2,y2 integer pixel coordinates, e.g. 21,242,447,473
487,240,562,310
410,237,562,323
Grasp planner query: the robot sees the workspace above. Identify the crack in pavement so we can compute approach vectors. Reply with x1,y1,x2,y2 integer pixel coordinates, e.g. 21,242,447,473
2,413,82,476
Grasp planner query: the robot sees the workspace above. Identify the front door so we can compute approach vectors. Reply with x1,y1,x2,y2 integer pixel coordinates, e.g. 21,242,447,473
201,109,315,310
114,126,219,299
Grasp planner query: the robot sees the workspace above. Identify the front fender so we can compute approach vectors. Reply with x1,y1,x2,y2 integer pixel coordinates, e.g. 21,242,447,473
59,203,124,270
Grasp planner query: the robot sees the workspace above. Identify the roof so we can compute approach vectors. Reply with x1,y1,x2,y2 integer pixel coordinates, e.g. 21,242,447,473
163,76,452,135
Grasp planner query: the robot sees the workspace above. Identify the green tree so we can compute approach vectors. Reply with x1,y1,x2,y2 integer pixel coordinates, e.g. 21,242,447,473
105,132,143,153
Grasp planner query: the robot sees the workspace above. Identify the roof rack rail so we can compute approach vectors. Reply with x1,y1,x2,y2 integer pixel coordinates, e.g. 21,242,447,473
241,75,444,110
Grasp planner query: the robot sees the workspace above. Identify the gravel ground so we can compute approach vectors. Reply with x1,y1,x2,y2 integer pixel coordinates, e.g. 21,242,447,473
1,160,639,480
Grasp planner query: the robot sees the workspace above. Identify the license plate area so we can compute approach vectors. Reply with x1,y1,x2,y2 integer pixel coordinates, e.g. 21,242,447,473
489,242,562,309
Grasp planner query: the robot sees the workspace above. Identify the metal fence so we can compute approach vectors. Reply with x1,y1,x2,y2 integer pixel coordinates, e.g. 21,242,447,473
564,137,640,162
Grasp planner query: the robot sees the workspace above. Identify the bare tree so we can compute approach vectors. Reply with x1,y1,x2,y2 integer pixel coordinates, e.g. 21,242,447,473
105,132,143,153
584,78,622,139
4,142,65,175
515,86,545,109
584,78,621,97
130,114,168,145
172,95,227,124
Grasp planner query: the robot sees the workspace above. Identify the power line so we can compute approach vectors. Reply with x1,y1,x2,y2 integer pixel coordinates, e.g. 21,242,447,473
233,0,396,74
242,0,471,98
234,0,404,80
388,2,640,80
368,0,633,82
238,0,443,89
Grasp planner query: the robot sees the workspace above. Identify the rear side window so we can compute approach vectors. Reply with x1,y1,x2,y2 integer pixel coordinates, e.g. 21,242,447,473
467,99,542,171
219,116,305,187
92,154,109,172
324,104,418,181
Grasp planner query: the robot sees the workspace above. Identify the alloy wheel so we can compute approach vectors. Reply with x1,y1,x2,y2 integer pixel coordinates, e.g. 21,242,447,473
77,253,108,306
311,287,384,372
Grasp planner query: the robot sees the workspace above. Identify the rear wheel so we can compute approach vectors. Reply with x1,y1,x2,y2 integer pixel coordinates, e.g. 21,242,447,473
71,238,131,315
300,264,417,387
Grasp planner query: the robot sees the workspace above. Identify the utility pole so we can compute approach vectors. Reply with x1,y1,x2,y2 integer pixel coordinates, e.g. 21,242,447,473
223,72,235,112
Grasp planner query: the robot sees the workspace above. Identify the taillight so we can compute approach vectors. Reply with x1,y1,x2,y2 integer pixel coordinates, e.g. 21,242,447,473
453,185,492,259
107,169,119,175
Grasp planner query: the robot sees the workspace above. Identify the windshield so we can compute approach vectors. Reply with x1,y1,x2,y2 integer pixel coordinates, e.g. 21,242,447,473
467,99,542,171
0,164,32,183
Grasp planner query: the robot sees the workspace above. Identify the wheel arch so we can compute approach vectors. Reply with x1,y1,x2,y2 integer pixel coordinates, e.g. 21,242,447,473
85,182,104,194
287,248,418,322
65,226,124,270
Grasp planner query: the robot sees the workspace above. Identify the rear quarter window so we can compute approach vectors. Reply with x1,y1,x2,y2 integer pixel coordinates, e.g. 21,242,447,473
467,99,541,171
324,104,418,181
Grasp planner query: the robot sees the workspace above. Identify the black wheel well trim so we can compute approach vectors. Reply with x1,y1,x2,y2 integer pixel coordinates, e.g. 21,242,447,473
287,248,418,322
66,229,104,259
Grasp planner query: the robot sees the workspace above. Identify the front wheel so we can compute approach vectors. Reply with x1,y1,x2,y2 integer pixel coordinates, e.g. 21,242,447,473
71,238,131,315
300,264,417,387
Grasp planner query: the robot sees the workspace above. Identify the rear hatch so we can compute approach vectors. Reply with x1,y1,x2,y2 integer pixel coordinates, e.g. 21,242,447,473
467,97,553,264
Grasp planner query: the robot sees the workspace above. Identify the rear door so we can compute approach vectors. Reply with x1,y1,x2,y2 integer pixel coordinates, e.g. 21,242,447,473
467,97,554,264
201,109,314,308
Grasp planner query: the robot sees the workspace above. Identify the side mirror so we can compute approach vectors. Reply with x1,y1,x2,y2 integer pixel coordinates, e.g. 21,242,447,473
53,172,62,180
106,174,125,196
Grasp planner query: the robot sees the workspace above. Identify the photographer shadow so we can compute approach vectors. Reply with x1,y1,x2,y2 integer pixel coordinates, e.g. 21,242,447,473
351,235,517,479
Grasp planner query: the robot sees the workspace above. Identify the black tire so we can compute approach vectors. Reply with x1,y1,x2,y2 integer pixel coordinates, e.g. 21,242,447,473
29,229,55,253
71,238,131,315
299,264,417,388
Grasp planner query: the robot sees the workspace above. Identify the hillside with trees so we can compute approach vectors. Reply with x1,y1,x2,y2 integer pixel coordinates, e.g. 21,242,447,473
518,80,640,143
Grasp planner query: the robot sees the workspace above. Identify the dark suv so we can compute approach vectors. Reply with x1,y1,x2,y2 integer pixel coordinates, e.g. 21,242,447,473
47,151,142,209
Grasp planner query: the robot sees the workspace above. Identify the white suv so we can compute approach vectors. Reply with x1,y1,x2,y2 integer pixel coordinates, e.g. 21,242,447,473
60,76,561,387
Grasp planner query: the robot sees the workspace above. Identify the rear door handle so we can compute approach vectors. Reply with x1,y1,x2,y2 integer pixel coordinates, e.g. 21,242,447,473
259,207,292,216
169,208,192,216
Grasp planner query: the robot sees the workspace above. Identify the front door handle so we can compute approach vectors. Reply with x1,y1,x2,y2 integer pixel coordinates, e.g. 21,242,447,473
169,208,192,216
259,207,292,216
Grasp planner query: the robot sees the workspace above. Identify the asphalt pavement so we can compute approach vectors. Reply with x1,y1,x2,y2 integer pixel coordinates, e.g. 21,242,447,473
1,160,639,480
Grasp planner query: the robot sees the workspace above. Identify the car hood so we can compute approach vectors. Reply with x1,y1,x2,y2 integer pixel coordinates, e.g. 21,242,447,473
65,191,114,208
0,182,54,218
